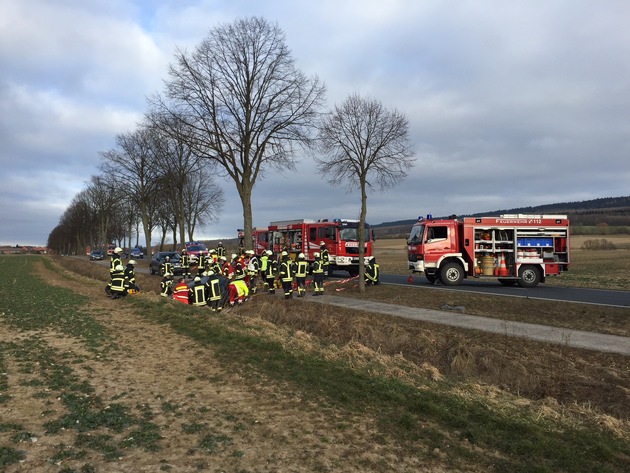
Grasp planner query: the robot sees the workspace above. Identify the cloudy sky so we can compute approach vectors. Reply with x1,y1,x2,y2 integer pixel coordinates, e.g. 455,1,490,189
2,0,629,246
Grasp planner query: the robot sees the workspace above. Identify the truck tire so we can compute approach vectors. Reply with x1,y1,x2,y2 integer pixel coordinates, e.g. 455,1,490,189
440,262,464,286
425,274,437,284
498,278,517,287
517,265,541,288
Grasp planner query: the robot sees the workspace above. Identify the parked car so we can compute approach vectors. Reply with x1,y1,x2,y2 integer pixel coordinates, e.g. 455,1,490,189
89,249,104,261
130,246,144,259
149,251,183,275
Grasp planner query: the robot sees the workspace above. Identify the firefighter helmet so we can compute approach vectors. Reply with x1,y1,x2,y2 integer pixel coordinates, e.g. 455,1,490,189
314,252,320,258
165,256,170,262
115,264,124,271
266,250,273,256
128,260,136,265
114,247,123,254
298,253,305,259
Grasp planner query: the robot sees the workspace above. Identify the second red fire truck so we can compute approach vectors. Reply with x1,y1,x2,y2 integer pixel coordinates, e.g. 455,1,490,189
251,219,374,276
407,214,570,287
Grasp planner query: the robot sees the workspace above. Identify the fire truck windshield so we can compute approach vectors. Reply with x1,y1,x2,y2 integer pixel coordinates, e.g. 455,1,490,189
408,224,424,244
339,227,370,241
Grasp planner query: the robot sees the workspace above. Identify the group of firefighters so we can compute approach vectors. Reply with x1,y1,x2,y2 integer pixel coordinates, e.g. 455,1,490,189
107,241,380,310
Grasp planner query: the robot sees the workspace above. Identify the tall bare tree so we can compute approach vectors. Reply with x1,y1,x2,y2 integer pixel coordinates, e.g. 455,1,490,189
100,126,160,256
153,16,326,249
146,114,224,248
316,93,415,292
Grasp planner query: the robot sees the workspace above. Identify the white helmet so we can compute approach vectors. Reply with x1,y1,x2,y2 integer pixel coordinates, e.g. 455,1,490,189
266,250,273,256
115,264,124,271
314,252,320,258
194,276,201,282
128,260,136,265
231,253,237,259
207,270,215,276
281,251,288,257
319,241,325,246
298,253,305,259
114,247,123,254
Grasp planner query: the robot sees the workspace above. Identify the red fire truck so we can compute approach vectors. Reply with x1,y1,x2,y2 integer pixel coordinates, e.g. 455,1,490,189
253,219,374,276
407,214,570,287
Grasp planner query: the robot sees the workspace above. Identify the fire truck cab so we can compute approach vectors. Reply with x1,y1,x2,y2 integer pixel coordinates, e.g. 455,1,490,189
407,214,570,287
253,219,374,276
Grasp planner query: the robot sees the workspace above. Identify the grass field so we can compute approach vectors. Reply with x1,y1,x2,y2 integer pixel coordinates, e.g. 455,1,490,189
0,245,629,472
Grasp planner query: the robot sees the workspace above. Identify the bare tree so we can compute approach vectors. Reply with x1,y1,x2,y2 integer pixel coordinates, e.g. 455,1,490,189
83,175,121,250
182,166,225,241
146,114,224,247
316,93,415,292
153,16,326,249
100,126,161,256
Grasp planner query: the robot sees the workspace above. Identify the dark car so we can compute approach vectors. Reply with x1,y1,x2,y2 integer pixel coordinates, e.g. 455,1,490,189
89,249,104,261
130,246,144,259
150,251,183,275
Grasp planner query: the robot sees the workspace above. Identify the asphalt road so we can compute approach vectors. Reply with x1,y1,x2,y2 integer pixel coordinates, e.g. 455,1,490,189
382,273,630,309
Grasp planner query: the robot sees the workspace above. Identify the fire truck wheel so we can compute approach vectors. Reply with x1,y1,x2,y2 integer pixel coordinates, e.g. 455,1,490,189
517,265,541,288
440,262,464,286
425,274,437,284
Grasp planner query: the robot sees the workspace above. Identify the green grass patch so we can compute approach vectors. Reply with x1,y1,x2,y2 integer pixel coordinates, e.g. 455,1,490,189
0,446,26,467
0,256,111,351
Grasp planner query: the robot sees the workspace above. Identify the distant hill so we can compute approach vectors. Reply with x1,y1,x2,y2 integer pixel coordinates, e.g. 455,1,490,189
373,196,630,238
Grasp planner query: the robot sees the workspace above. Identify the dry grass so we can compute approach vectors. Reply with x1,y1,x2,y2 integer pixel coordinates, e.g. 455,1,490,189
55,255,630,428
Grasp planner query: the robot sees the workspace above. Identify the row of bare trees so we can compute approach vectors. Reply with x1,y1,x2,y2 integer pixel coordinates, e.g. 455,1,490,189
48,17,415,291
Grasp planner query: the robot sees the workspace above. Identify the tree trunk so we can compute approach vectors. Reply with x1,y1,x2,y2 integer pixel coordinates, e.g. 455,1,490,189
238,181,254,252
358,182,367,293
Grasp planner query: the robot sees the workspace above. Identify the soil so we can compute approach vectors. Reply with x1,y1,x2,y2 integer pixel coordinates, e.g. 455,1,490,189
0,261,444,472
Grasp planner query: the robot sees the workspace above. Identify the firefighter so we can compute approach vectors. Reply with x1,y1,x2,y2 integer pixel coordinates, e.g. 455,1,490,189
319,241,330,276
160,272,173,297
260,249,269,288
180,249,191,278
206,270,223,312
124,259,139,294
110,264,126,299
220,256,230,277
312,252,325,296
109,247,123,275
173,277,190,304
160,255,174,276
231,253,245,280
246,249,259,293
228,278,249,306
189,276,208,307
265,251,278,294
216,242,226,259
196,252,206,276
295,253,309,297
106,247,124,296
365,257,380,285
278,251,294,299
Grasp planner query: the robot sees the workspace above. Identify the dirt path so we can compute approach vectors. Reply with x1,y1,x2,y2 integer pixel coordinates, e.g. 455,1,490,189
0,261,440,472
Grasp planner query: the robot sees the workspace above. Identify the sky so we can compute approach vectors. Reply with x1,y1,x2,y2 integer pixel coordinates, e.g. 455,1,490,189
1,0,629,246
